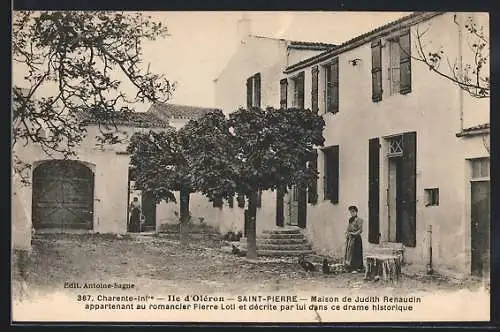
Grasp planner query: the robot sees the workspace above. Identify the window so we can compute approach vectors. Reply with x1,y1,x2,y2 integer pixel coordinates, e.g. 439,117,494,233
371,29,411,102
471,158,490,179
307,150,318,204
388,37,401,96
323,145,339,203
387,135,403,157
424,188,439,206
279,79,288,109
311,66,319,112
213,196,223,208
246,73,261,108
324,59,339,113
291,72,305,109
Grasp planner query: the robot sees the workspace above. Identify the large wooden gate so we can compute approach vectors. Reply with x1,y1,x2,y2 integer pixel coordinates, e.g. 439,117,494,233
32,160,94,230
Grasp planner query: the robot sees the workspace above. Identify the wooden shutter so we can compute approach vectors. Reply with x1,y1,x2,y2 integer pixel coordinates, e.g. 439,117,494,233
246,77,253,108
399,30,412,94
328,59,339,113
256,190,262,208
371,39,383,102
308,150,318,204
298,187,307,228
400,132,417,247
228,196,234,208
324,146,339,203
297,72,305,109
213,196,223,208
368,138,380,244
311,66,319,112
280,79,288,109
276,186,285,227
254,73,261,107
237,194,245,208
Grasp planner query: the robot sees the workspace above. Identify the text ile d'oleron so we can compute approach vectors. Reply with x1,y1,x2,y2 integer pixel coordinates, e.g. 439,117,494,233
72,285,422,313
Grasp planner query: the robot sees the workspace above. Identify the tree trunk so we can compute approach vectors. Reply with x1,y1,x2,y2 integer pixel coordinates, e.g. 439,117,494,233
179,189,190,246
246,191,258,259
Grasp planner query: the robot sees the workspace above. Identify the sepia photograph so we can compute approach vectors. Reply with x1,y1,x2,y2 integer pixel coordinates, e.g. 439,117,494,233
11,10,491,323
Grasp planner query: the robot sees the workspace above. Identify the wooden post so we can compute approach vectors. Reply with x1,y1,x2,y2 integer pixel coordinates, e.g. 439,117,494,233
426,224,433,275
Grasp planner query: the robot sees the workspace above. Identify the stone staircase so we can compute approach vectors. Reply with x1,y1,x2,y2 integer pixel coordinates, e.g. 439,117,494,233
238,226,314,257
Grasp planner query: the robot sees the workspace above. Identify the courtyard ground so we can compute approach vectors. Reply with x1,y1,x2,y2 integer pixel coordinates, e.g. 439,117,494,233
13,232,487,297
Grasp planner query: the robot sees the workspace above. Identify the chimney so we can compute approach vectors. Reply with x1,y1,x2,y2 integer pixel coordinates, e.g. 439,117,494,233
237,12,251,44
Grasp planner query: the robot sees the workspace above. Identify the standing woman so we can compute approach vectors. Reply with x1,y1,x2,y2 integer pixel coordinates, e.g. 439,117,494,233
128,197,141,233
344,205,364,273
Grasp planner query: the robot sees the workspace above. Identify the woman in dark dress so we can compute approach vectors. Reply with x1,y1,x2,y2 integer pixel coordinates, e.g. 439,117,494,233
344,205,364,273
128,197,141,233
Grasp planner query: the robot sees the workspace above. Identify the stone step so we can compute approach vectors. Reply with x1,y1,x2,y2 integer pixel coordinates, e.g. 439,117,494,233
256,249,314,257
262,228,301,235
240,243,312,251
254,238,308,245
259,233,305,239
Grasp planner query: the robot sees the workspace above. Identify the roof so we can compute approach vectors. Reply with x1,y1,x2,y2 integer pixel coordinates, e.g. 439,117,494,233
249,35,337,51
78,108,171,129
147,102,219,120
284,12,444,74
456,123,490,137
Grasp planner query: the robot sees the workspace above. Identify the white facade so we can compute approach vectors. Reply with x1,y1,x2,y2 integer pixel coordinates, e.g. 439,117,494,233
281,12,489,276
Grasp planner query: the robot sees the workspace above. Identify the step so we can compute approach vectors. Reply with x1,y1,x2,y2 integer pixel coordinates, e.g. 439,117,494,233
262,228,301,235
259,233,305,239
240,243,312,251
256,249,314,257
255,238,308,245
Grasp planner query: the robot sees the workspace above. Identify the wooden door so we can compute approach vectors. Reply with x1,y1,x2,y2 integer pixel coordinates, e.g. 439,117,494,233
141,191,157,232
276,186,285,227
399,132,417,247
471,180,490,277
32,160,94,230
288,186,299,226
297,187,307,229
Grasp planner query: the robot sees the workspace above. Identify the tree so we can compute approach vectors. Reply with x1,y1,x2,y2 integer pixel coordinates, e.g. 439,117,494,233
127,128,193,223
12,11,174,183
228,107,325,259
412,14,489,99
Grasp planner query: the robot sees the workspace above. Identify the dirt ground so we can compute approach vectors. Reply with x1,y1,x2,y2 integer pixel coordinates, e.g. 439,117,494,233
12,233,487,301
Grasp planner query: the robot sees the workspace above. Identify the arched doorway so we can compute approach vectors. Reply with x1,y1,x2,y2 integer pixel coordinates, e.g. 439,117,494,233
32,160,94,230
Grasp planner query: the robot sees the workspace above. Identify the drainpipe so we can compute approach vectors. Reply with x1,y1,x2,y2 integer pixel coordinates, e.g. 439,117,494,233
454,13,464,132
426,224,434,275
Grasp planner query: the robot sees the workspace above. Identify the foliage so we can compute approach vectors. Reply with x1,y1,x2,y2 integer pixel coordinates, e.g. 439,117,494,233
126,128,190,204
228,107,325,194
179,110,238,203
12,11,174,182
412,14,489,99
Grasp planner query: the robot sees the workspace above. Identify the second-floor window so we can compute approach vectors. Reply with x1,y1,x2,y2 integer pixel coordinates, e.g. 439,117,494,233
292,72,305,109
246,73,261,108
325,58,339,113
371,29,411,102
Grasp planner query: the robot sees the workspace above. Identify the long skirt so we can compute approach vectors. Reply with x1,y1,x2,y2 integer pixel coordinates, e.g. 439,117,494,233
344,235,363,271
129,208,141,233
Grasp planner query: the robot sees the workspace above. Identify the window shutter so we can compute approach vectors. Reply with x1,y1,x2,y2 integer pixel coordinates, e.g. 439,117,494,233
330,58,339,113
371,39,383,102
399,29,412,94
237,194,245,208
280,79,288,109
311,66,319,112
213,196,223,208
246,77,253,108
254,73,261,107
228,195,234,208
368,138,380,244
297,72,305,109
308,150,318,204
256,190,262,208
331,146,339,204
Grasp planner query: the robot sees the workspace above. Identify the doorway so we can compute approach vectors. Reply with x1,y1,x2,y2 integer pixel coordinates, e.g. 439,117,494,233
470,158,490,278
287,185,307,228
388,156,403,242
